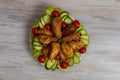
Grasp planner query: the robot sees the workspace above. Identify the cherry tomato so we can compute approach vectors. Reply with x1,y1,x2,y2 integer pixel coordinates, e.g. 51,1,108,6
79,47,86,54
44,23,51,30
52,10,59,18
38,55,46,63
32,27,39,35
60,61,68,68
55,55,60,60
61,22,67,29
73,20,80,28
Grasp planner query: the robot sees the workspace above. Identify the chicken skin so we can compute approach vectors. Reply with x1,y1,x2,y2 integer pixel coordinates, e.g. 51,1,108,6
39,35,57,46
59,50,66,61
38,28,53,36
50,42,60,61
68,41,85,52
62,25,76,36
52,16,62,39
43,46,51,57
62,32,81,42
61,42,74,58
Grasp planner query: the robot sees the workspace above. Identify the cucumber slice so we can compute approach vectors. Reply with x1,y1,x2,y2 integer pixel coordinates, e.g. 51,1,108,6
33,36,39,42
46,10,51,16
43,15,51,23
38,21,44,28
33,42,41,46
75,51,81,58
81,38,89,46
45,59,56,70
41,17,45,26
52,61,58,70
32,22,39,28
68,57,74,66
64,17,73,24
39,50,43,55
33,50,43,61
32,48,37,54
73,55,80,64
34,46,43,51
32,49,41,55
46,6,55,15
81,34,90,40
33,52,40,60
76,24,84,32
79,29,87,35
60,11,69,18
62,15,68,21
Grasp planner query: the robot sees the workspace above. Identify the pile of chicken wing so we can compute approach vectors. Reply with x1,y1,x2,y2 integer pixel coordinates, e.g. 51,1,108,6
38,16,85,61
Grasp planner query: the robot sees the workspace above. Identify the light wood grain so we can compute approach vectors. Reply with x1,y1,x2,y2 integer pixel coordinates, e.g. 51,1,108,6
0,0,120,80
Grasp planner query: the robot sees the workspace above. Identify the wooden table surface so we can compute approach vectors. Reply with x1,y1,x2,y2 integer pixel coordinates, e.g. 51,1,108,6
0,0,120,80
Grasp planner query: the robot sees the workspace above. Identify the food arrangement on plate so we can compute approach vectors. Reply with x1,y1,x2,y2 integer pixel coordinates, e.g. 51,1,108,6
30,6,90,71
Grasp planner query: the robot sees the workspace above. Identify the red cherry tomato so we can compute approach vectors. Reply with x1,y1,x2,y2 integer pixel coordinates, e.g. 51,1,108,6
73,20,80,28
32,27,39,35
55,55,60,60
61,22,67,29
52,10,59,18
44,23,51,30
60,61,68,68
38,55,46,63
79,47,86,54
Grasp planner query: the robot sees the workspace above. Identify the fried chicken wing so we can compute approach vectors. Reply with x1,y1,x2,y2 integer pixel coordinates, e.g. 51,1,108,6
68,41,85,51
50,42,60,61
43,46,51,57
39,35,57,46
52,16,62,39
38,28,53,36
63,25,76,36
61,42,74,58
59,50,66,61
62,32,81,42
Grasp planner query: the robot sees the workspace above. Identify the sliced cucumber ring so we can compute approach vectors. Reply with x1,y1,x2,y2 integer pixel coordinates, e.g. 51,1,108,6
75,51,81,58
32,22,39,28
33,42,41,46
34,46,43,51
68,57,74,66
73,55,80,64
51,61,58,70
39,21,44,28
45,59,56,70
41,17,45,26
46,6,55,15
33,36,39,42
62,15,68,21
81,38,89,46
33,52,41,60
64,16,73,24
43,15,51,23
81,34,90,40
79,29,87,35
60,11,69,18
